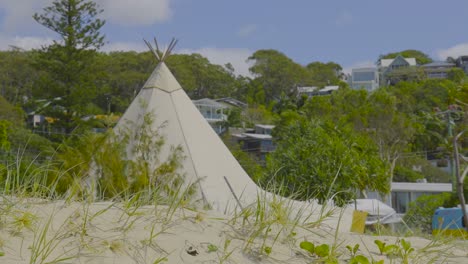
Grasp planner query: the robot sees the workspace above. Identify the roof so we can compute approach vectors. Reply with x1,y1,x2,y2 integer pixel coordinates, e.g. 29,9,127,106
379,57,417,67
192,98,227,108
215,97,248,108
351,67,377,72
350,199,401,225
391,182,452,192
319,86,339,92
297,86,318,93
422,61,456,68
232,133,272,140
255,124,275,129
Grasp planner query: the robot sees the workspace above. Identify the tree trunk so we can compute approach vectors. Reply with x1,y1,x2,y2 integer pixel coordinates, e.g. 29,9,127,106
453,132,468,229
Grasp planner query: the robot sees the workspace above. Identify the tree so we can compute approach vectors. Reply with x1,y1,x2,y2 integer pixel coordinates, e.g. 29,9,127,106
380,49,433,65
33,0,106,131
448,68,466,83
306,61,343,87
265,117,388,204
0,49,39,105
384,66,426,85
248,49,309,102
166,53,239,99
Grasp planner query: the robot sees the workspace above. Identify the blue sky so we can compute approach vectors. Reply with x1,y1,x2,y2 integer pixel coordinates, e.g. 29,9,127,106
1,0,468,76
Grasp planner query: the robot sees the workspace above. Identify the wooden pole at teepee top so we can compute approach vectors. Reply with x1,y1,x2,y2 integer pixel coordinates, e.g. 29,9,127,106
143,37,178,63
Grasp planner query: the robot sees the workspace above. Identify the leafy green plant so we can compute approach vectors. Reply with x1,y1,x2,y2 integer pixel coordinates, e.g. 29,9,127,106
374,240,386,255
399,239,415,263
300,240,339,262
299,241,315,255
11,210,38,234
404,193,452,233
207,243,218,253
346,243,360,257
374,239,415,263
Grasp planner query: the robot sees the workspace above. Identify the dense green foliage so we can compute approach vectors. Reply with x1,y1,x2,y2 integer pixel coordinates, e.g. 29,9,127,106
265,117,388,204
381,49,433,65
404,193,452,233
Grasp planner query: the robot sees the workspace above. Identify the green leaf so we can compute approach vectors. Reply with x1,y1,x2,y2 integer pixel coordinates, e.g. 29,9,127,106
299,241,315,255
314,244,330,258
383,244,398,255
374,240,386,255
400,239,411,252
0,251,4,257
350,255,370,264
353,244,360,254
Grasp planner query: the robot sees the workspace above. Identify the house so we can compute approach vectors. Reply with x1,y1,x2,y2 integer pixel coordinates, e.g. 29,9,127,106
377,55,417,86
297,85,339,97
297,86,318,97
421,61,456,79
350,67,379,91
27,114,46,128
192,98,228,134
232,124,275,161
368,182,452,215
455,56,468,74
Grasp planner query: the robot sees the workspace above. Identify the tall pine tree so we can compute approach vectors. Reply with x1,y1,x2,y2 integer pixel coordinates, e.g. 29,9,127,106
33,0,106,132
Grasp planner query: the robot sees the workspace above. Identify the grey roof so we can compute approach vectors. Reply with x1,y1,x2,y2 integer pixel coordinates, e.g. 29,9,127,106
422,61,456,68
232,133,272,140
351,67,377,72
391,182,452,192
215,97,248,108
319,85,339,92
297,86,318,93
192,98,227,108
255,124,275,129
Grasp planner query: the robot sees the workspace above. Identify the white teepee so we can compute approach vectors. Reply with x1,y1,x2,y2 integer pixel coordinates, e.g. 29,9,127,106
114,41,261,211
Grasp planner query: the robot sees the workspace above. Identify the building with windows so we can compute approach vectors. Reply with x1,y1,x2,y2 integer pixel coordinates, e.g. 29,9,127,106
421,61,455,79
350,67,379,91
377,55,417,86
297,85,339,97
456,56,468,74
192,98,228,134
232,124,275,161
368,182,452,214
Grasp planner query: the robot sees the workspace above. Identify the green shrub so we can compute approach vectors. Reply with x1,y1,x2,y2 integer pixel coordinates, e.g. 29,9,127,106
404,192,452,233
393,165,424,182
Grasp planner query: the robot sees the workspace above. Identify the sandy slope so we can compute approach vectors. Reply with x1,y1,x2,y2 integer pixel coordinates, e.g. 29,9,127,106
0,199,467,263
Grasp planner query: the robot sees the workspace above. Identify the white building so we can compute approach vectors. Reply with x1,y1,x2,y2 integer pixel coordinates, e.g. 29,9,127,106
350,67,379,91
368,182,452,214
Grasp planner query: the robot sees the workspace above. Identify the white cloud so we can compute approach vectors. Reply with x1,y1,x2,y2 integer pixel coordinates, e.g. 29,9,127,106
0,0,172,31
342,60,375,75
0,34,53,50
335,10,353,27
237,24,257,38
177,47,253,77
97,0,172,25
436,43,468,60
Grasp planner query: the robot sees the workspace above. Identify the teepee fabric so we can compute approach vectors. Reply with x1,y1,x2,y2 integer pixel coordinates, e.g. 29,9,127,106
114,62,261,211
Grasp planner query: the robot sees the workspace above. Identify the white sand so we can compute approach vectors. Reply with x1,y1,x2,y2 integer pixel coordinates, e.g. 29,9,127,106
0,198,467,263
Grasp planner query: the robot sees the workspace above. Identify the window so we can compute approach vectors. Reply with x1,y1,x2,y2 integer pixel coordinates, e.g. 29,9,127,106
392,191,410,213
353,71,375,82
